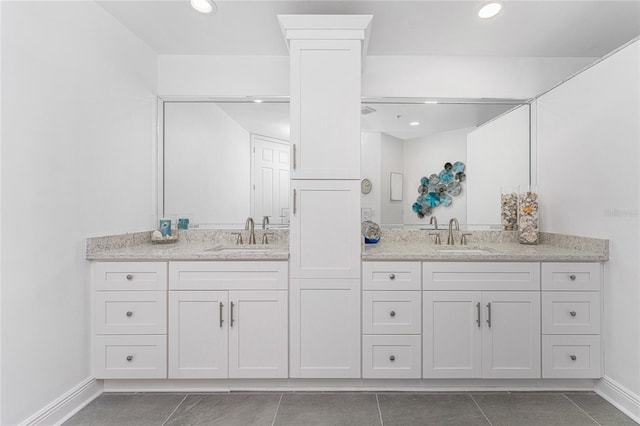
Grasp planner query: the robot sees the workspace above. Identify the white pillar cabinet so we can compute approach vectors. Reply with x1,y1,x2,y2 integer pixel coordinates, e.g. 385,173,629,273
280,15,372,379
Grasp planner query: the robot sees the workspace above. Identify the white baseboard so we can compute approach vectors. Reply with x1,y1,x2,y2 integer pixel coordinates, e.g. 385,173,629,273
596,376,640,424
21,377,103,426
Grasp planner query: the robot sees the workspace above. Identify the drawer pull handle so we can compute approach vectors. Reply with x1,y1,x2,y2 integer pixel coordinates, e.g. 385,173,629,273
389,274,396,280
569,310,577,317
389,355,396,361
219,302,224,328
569,274,576,281
126,355,133,362
570,355,577,361
389,311,396,317
126,311,133,317
476,302,481,328
126,274,133,281
486,302,492,328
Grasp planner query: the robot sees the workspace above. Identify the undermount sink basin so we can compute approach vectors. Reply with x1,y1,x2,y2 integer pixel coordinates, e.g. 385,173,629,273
205,245,274,252
436,248,492,254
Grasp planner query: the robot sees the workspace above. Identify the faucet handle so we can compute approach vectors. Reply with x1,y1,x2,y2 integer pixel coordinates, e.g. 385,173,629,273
429,232,442,245
460,233,472,245
231,232,243,245
261,232,274,245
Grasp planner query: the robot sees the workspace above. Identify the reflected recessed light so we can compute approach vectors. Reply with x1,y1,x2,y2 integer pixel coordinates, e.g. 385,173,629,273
478,2,502,19
191,0,217,14
253,99,263,103
409,121,420,126
424,100,438,104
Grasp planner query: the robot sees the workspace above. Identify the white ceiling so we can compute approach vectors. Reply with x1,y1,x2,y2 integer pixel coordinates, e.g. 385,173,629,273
97,0,640,57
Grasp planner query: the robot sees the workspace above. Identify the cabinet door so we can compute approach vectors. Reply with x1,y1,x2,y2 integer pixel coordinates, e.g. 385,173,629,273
289,180,361,279
482,291,541,378
290,39,361,179
423,291,482,378
290,282,360,378
228,291,288,378
168,291,228,378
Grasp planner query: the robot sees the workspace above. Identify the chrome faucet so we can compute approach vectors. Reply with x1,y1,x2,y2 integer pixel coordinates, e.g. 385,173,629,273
430,216,438,230
262,216,270,230
245,217,256,244
447,218,460,245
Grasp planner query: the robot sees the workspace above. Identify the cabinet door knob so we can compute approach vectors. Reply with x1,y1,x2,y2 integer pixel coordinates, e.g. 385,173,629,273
126,311,133,317
570,355,577,361
126,274,134,281
126,355,133,362
569,310,577,317
389,311,396,317
569,274,576,281
389,355,395,361
389,274,396,280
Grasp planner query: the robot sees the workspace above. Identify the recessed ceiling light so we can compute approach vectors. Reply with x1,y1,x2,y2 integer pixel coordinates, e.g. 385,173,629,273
478,2,502,19
191,0,217,14
409,121,420,126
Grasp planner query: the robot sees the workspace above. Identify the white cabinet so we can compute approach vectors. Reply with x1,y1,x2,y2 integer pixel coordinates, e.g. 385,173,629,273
168,262,288,379
92,262,168,379
289,40,362,179
481,291,541,379
290,281,360,378
541,263,602,379
362,262,422,379
289,180,361,280
422,263,541,379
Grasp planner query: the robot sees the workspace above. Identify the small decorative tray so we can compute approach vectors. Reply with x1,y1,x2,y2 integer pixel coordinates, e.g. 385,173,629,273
151,234,178,244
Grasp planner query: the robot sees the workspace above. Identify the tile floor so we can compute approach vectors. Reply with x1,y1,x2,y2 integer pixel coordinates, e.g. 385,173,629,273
64,391,637,426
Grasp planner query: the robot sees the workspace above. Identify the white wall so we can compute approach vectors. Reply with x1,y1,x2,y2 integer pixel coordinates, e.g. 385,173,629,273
164,103,250,225
380,133,404,224
536,40,640,413
403,128,470,226
159,55,596,100
360,132,382,223
467,105,530,226
1,2,158,424
159,55,289,96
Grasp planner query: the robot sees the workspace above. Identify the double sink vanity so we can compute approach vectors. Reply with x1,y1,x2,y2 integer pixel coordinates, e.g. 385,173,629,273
87,226,608,389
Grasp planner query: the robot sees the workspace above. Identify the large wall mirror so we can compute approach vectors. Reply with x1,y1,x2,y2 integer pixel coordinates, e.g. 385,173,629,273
162,99,290,228
360,99,531,229
160,97,530,228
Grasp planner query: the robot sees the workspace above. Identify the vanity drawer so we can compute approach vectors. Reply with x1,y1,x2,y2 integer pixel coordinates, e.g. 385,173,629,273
93,335,167,379
169,261,287,290
423,262,540,291
542,335,601,378
363,262,421,290
363,335,421,378
94,291,167,335
542,263,601,291
93,262,167,291
542,292,600,334
363,291,421,334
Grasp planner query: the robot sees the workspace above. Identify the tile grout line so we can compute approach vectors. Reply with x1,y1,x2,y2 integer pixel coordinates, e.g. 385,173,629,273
271,393,283,426
469,394,494,426
562,393,603,426
375,393,384,426
161,393,189,426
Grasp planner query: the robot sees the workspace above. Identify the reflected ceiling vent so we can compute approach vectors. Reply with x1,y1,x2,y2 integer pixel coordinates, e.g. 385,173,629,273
361,106,377,115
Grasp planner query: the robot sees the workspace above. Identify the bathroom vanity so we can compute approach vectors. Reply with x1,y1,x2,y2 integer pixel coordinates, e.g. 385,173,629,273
87,229,607,391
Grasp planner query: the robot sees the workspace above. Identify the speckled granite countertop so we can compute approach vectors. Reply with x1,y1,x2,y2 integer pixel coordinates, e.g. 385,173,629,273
86,230,607,262
362,231,608,262
86,229,289,261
